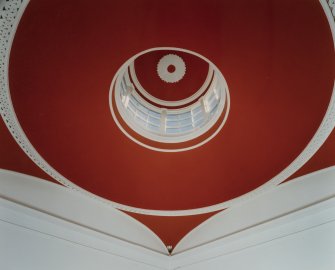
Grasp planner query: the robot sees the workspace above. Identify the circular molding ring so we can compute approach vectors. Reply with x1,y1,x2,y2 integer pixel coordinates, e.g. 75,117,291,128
1,0,335,216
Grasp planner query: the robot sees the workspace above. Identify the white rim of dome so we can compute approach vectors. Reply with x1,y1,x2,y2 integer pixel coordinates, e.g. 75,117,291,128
111,49,229,148
130,62,214,107
156,54,186,83
1,0,335,216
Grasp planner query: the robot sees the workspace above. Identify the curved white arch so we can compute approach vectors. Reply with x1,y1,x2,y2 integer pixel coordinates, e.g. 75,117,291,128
0,0,334,216
0,169,168,254
173,166,335,254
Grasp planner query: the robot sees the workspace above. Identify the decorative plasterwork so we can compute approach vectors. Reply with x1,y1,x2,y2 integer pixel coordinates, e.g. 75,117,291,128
0,0,335,216
157,54,186,83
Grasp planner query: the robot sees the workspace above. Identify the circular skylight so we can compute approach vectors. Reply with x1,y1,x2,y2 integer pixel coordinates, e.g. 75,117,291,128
109,48,230,152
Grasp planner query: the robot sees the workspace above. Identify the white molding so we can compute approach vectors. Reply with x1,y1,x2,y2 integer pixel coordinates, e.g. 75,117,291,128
0,0,334,216
0,169,168,255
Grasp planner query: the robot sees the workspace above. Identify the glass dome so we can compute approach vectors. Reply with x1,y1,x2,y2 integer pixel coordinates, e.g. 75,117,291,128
110,48,230,150
115,67,226,143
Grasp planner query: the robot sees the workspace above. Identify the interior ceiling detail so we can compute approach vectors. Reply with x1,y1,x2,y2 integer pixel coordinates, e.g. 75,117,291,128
0,0,334,215
0,0,335,251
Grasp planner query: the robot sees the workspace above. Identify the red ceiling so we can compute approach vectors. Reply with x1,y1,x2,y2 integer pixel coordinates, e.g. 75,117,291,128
0,117,57,184
134,50,209,101
7,0,335,211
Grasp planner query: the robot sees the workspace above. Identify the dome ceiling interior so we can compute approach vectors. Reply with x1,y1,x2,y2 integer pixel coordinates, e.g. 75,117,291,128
0,0,334,251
